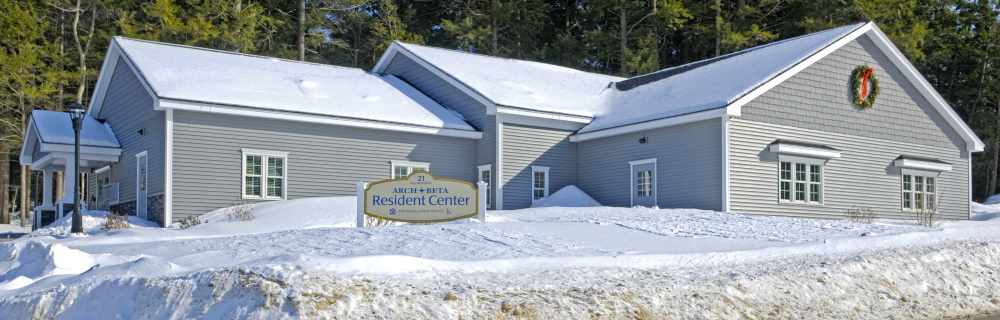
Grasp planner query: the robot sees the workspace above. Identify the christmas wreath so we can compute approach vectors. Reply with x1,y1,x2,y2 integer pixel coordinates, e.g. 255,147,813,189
852,65,879,108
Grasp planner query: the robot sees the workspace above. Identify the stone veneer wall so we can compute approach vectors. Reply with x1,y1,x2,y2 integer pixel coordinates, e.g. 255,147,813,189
147,194,165,227
110,201,136,217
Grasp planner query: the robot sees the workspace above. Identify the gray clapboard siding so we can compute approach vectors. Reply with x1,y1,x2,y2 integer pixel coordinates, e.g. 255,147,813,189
742,34,967,151
729,118,969,220
577,118,723,210
90,56,164,218
382,52,497,206
171,110,477,221
500,124,576,209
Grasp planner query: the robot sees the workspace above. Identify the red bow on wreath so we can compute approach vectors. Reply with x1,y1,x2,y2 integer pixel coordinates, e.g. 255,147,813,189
853,65,879,109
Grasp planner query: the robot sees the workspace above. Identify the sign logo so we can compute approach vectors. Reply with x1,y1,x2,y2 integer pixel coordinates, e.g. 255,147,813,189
363,171,478,222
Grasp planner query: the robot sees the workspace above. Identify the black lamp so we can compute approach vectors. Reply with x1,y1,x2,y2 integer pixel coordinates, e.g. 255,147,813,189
68,103,86,234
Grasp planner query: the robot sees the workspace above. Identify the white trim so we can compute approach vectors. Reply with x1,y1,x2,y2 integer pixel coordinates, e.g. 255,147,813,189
93,165,110,174
31,152,120,169
777,155,829,166
865,26,985,152
496,112,589,131
134,150,148,158
777,156,826,205
19,120,38,164
495,106,592,123
768,144,841,159
164,108,173,226
722,117,731,212
893,158,952,172
241,149,288,200
530,166,550,202
726,23,874,116
969,155,973,219
390,160,430,175
477,164,493,208
900,169,940,212
496,115,504,210
157,99,483,140
629,158,658,207
373,42,498,112
628,158,657,166
571,108,729,142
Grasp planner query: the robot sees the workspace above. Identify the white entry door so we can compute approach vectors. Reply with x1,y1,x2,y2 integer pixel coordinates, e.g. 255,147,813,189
136,152,148,219
630,159,657,207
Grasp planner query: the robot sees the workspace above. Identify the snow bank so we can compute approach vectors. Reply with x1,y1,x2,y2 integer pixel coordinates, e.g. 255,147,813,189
0,241,96,290
177,197,357,235
28,210,159,237
529,185,601,208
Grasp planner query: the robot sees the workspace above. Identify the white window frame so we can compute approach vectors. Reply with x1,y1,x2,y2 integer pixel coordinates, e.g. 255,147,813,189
777,155,826,205
478,164,492,208
531,166,550,202
390,160,430,179
241,149,288,200
901,169,939,212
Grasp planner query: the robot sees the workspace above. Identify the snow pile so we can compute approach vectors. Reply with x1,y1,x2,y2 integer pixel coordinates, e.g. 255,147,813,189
530,185,602,208
115,37,474,131
0,241,96,290
180,197,357,234
28,210,159,237
983,194,1000,205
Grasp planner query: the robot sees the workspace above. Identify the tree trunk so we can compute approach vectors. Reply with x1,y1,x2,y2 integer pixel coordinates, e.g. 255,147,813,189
619,7,628,77
715,0,721,57
0,149,9,224
20,165,28,228
297,0,305,61
990,99,1000,197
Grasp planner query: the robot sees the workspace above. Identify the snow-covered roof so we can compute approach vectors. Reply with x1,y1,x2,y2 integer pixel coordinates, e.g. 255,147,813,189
392,42,624,116
113,37,475,131
31,110,120,148
580,23,866,133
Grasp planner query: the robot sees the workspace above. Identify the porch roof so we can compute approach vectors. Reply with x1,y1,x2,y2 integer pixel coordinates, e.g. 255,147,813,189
20,110,122,171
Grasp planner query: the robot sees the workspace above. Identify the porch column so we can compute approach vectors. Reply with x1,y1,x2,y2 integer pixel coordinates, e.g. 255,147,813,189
60,157,76,204
42,169,52,207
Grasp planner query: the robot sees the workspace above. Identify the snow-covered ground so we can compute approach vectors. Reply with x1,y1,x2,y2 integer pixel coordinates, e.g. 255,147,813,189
1,187,999,319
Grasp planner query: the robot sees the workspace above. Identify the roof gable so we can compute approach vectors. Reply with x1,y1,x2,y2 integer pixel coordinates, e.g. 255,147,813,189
90,37,476,133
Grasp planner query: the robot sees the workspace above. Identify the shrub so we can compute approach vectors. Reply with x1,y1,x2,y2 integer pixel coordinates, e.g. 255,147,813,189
225,202,255,222
912,208,944,228
103,212,131,232
365,215,396,227
844,205,876,224
179,215,202,229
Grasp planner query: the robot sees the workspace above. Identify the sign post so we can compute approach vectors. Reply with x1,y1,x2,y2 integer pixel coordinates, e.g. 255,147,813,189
358,171,480,224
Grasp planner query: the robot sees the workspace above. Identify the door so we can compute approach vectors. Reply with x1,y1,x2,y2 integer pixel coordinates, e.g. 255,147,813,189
136,152,148,219
631,160,656,207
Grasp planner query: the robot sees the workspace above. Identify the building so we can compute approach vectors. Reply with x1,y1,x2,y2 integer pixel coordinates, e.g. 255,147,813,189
19,22,983,227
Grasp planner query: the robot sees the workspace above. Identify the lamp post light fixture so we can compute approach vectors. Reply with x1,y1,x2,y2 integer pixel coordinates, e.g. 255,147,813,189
68,103,86,234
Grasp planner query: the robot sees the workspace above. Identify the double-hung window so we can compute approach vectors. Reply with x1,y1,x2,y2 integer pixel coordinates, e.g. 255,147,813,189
478,164,492,208
531,166,550,201
902,172,937,211
242,149,288,200
391,160,429,179
778,157,825,204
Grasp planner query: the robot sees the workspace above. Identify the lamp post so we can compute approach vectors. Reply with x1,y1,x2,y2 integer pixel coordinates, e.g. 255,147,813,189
68,103,86,234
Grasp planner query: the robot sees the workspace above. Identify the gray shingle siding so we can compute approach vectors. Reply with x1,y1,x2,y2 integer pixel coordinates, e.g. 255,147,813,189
382,52,497,207
500,124,576,210
170,110,477,221
729,118,969,220
91,56,164,223
577,118,723,210
741,34,967,151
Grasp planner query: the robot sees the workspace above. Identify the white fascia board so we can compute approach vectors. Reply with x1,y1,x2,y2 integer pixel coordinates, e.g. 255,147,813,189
374,42,498,114
570,108,729,142
499,112,589,131
893,159,953,172
768,144,841,159
721,117,731,212
495,106,592,124
157,99,484,139
726,23,873,115
30,154,53,169
866,26,985,152
36,151,120,166
164,108,173,226
38,142,123,156
88,38,161,117
628,158,657,166
19,120,38,164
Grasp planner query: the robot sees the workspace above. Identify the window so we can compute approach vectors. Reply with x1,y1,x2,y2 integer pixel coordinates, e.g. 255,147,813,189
636,170,652,196
531,166,550,201
902,172,937,211
778,157,824,204
391,160,429,179
478,165,492,208
242,149,288,200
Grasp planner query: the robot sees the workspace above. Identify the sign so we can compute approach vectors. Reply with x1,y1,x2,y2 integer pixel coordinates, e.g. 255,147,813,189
362,171,479,223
